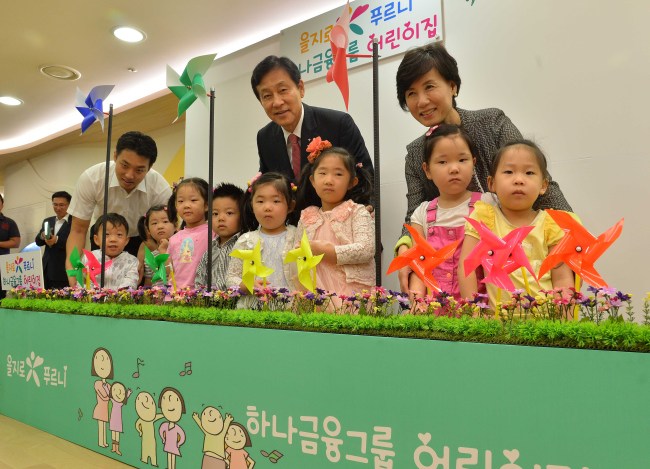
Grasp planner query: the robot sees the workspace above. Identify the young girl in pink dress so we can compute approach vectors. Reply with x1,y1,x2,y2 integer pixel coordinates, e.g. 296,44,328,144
162,178,213,289
295,140,375,297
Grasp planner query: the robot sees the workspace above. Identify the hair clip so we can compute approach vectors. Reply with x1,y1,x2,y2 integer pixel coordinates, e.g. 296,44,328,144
290,182,298,192
425,125,440,137
172,176,184,191
356,162,363,168
247,172,262,193
306,136,332,163
143,213,147,219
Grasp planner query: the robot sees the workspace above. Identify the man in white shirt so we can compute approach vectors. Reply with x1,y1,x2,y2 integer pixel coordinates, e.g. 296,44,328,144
65,131,172,286
35,191,72,289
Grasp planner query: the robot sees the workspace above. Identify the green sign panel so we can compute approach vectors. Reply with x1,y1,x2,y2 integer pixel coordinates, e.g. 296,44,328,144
1,308,648,468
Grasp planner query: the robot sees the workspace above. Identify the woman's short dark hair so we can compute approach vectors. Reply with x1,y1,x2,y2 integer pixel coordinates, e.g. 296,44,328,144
396,43,461,111
251,56,301,100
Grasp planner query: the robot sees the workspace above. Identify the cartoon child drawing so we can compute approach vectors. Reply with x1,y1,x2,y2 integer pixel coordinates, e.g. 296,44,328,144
180,238,193,263
192,406,233,469
109,382,132,456
135,391,165,466
159,387,187,469
225,422,256,469
91,347,113,448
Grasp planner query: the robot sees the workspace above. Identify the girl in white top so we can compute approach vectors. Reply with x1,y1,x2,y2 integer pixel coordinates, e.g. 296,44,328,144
226,172,297,309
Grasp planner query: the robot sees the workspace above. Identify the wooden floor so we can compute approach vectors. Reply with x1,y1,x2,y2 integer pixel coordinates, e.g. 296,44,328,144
0,414,132,469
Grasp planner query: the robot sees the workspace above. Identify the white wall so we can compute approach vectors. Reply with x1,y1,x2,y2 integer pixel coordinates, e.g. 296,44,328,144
185,0,650,307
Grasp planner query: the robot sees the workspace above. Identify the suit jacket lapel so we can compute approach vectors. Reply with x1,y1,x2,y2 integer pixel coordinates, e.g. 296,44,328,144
300,103,317,166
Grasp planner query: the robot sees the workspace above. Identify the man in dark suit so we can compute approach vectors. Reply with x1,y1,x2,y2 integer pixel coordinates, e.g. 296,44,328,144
35,191,72,289
251,55,373,181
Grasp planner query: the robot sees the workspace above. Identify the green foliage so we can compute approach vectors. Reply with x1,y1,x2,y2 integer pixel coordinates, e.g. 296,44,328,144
2,298,649,353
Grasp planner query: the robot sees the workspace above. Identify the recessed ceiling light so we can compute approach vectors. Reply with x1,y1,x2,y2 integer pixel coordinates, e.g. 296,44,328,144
0,96,23,106
39,64,81,81
113,26,146,43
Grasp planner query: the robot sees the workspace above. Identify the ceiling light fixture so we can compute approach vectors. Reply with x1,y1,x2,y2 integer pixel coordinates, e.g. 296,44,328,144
39,64,81,81
113,26,146,43
0,96,23,106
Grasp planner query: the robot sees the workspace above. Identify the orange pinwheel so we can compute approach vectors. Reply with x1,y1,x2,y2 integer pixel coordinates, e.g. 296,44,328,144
538,209,623,288
387,224,460,293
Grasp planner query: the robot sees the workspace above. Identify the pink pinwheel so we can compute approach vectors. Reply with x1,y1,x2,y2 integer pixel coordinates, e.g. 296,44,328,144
83,249,113,288
463,218,538,292
387,224,461,293
538,210,623,288
75,85,114,134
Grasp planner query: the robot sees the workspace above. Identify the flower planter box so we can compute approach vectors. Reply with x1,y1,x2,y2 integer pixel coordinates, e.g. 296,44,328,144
1,307,648,468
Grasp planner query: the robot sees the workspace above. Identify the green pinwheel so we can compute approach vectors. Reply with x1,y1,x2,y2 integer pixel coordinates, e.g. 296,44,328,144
167,53,216,121
144,246,169,284
230,240,274,293
66,247,86,284
284,230,323,293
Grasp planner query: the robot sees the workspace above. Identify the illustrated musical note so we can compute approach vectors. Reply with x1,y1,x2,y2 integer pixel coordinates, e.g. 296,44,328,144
179,361,192,377
261,449,284,463
77,408,83,421
132,358,145,379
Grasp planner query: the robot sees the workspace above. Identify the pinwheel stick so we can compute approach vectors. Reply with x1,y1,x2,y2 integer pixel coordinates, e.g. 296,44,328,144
372,39,381,286
206,88,215,290
100,104,114,288
573,274,581,321
495,289,502,319
170,263,177,292
520,267,533,296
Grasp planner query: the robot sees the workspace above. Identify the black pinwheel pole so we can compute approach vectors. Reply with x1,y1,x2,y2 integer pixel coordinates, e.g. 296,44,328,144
100,104,114,288
206,89,215,290
372,39,381,286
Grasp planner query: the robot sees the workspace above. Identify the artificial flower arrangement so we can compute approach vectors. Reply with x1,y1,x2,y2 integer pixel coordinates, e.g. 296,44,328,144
3,284,650,353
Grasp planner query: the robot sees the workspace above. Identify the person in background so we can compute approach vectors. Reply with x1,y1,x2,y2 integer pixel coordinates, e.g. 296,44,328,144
0,193,21,298
35,191,72,289
251,55,373,183
65,131,171,286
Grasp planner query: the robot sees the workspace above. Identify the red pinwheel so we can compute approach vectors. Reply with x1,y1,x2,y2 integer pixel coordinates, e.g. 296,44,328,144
387,224,461,293
538,210,623,288
83,249,113,288
463,218,538,292
327,1,352,110
326,1,370,110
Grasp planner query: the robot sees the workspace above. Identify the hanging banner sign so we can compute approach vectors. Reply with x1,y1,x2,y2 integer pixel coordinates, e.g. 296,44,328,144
280,0,443,82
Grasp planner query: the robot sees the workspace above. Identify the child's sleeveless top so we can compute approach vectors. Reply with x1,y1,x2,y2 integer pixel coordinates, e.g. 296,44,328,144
425,192,482,299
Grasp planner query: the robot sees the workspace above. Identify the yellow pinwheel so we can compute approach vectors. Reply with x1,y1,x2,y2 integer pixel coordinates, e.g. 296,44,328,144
284,230,323,292
230,240,274,293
